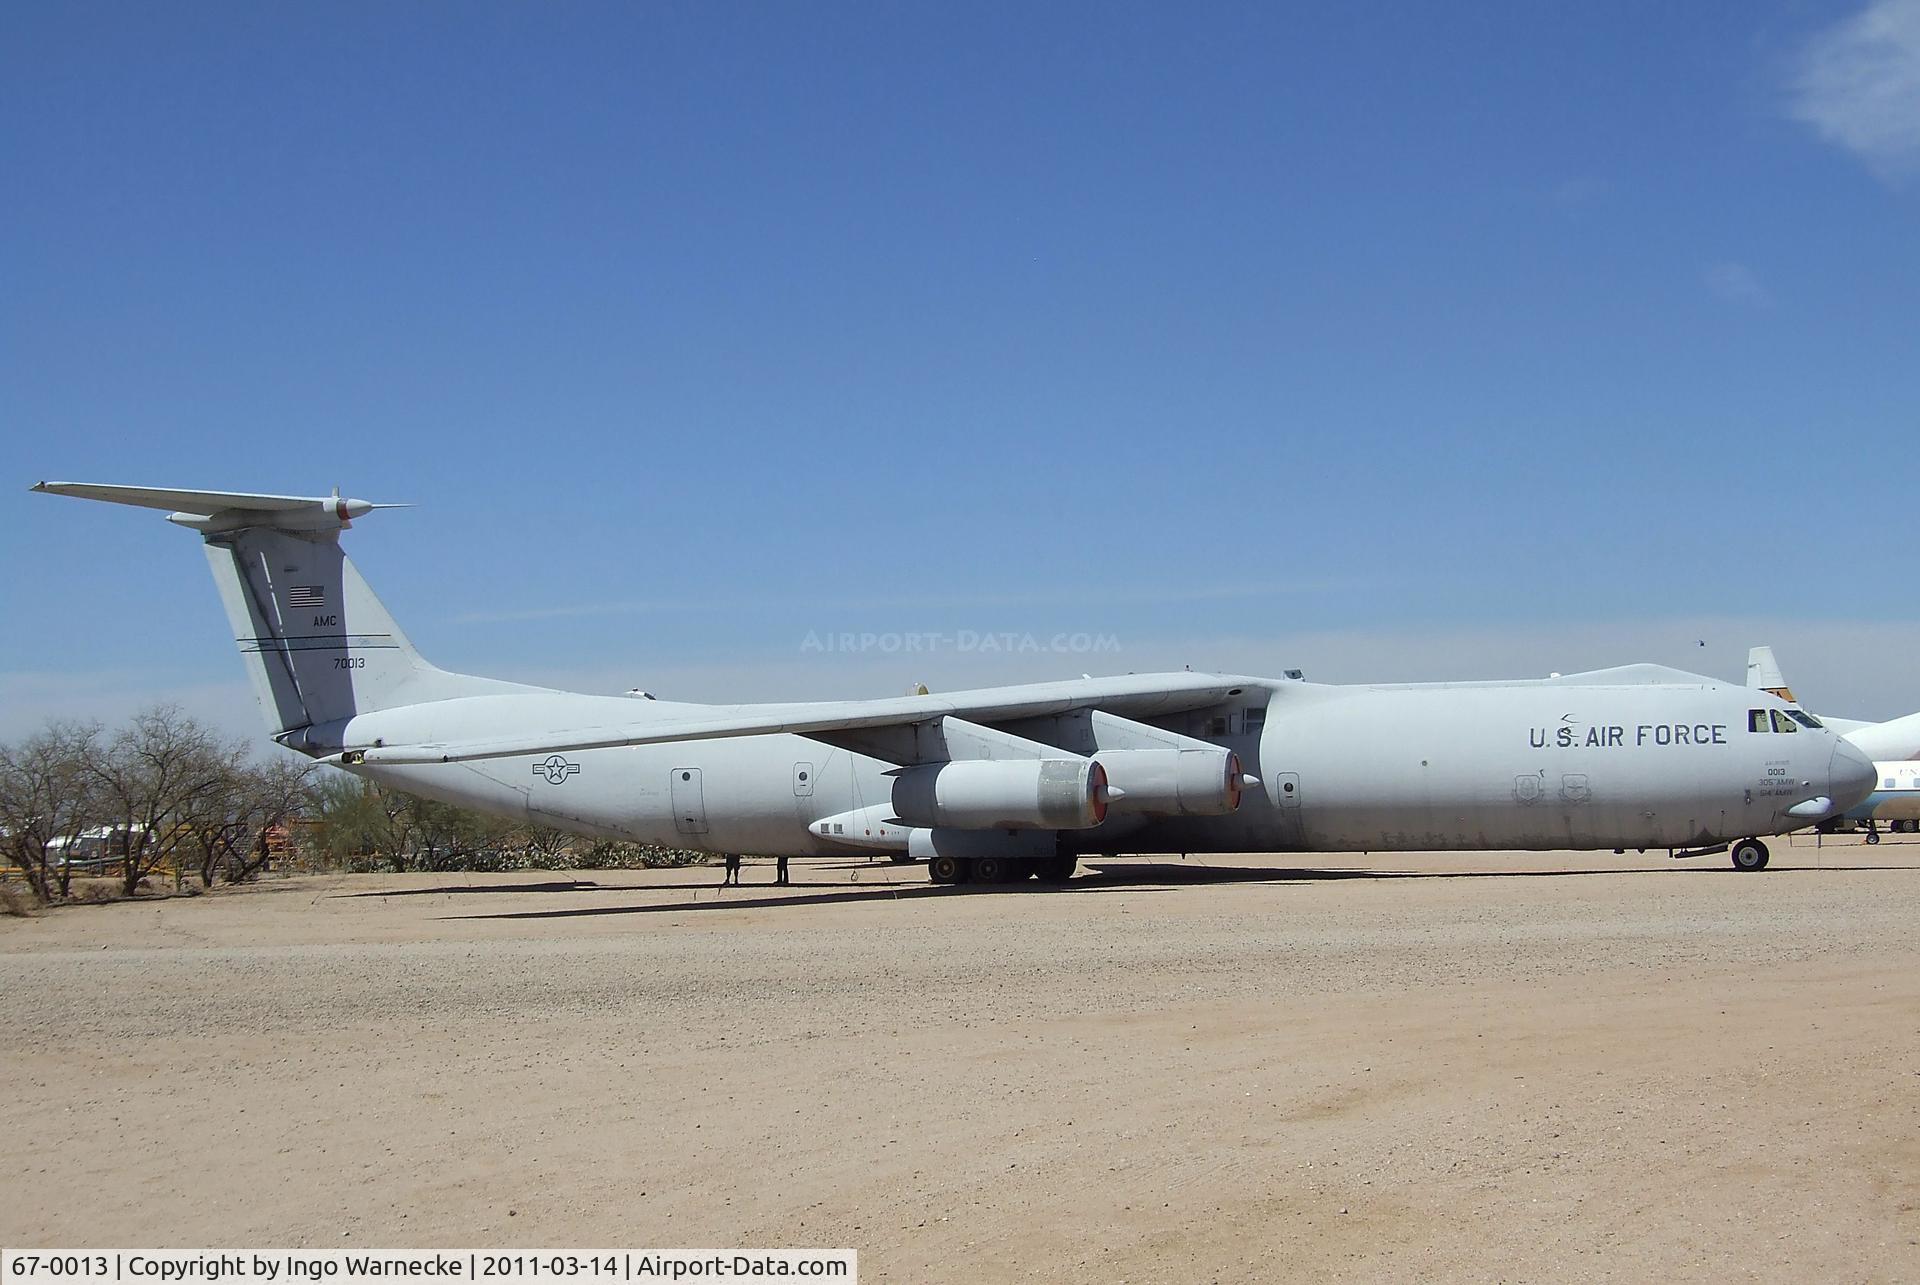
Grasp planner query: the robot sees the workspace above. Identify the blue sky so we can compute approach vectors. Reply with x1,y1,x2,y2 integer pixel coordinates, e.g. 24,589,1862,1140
4,1,1918,740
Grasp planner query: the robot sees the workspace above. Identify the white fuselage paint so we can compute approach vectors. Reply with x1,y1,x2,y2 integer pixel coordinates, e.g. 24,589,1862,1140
347,678,1852,857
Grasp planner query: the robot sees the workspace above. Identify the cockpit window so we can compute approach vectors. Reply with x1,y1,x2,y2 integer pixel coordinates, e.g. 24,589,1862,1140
1770,709,1798,733
1787,710,1823,729
1748,709,1769,733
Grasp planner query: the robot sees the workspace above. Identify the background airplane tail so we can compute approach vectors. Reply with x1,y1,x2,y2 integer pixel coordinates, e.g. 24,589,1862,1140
1745,645,1794,701
35,482,541,741
1744,640,1920,761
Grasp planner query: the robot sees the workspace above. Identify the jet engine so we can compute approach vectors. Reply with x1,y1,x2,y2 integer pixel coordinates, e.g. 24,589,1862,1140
890,757,1109,830
1096,747,1245,816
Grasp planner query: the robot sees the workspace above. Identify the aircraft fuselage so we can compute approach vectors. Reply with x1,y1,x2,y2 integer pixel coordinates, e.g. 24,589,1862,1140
351,677,1864,857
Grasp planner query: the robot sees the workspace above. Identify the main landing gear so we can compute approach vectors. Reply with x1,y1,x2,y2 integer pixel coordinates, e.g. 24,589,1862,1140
927,854,1078,886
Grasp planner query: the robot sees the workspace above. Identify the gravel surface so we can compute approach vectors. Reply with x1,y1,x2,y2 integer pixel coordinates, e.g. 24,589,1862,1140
4,837,1918,1281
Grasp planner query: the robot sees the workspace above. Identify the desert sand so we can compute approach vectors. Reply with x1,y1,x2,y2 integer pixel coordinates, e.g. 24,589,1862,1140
4,836,1918,1282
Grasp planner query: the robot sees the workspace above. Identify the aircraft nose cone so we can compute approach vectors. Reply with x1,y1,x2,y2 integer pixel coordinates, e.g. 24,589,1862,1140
1829,739,1877,812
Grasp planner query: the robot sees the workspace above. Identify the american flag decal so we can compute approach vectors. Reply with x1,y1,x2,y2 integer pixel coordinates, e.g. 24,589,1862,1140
286,585,326,608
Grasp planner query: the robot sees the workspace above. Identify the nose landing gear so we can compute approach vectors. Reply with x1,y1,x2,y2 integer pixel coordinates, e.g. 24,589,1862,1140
1730,838,1770,871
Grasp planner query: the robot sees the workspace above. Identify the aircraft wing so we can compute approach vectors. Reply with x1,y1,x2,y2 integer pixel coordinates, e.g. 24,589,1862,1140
340,672,1257,766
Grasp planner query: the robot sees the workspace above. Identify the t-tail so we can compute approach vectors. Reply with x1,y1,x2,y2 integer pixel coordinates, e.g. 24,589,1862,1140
31,482,542,751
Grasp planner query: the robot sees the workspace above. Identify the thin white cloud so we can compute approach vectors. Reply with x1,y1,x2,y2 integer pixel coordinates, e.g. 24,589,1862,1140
509,617,1920,725
1702,260,1773,307
0,670,261,744
452,599,698,625
1788,0,1920,179
15,617,1920,746
450,579,1367,626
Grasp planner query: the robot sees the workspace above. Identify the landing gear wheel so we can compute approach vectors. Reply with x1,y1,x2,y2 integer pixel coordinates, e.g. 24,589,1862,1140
973,856,1011,883
928,854,969,884
1730,838,1770,871
1866,829,1882,845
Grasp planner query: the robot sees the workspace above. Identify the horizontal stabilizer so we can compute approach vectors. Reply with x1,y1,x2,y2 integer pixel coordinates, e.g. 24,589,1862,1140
33,481,405,534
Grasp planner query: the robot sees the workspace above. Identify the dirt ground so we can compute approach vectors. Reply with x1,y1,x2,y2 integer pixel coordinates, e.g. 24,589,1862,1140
4,835,1918,1282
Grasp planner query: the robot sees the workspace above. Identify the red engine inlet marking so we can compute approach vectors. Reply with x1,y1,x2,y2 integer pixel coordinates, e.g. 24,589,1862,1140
335,497,351,523
1090,760,1109,824
1226,751,1243,810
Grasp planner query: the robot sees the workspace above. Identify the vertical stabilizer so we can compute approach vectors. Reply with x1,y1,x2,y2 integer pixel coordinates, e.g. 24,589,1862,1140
33,482,543,740
1745,645,1795,702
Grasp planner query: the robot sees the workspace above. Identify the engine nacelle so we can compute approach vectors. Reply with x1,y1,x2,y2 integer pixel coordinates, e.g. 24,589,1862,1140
891,758,1109,830
1097,748,1243,816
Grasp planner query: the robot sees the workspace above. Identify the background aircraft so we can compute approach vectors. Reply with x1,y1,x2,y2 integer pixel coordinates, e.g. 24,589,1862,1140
35,482,1878,879
1748,645,1920,843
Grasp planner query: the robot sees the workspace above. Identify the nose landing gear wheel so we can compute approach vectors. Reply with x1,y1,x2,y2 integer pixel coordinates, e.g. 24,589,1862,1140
1866,829,1881,845
1730,838,1770,871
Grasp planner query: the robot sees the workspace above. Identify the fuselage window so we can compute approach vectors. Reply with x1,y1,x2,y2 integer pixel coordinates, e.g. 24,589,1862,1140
1770,709,1798,733
1748,709,1769,733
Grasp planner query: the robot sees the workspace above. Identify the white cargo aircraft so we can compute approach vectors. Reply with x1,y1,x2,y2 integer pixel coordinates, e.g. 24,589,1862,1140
36,483,1877,879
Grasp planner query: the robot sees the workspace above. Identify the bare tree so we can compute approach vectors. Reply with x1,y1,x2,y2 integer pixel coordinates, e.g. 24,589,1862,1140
87,706,242,896
226,756,316,883
0,721,102,902
183,755,316,887
305,773,521,871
